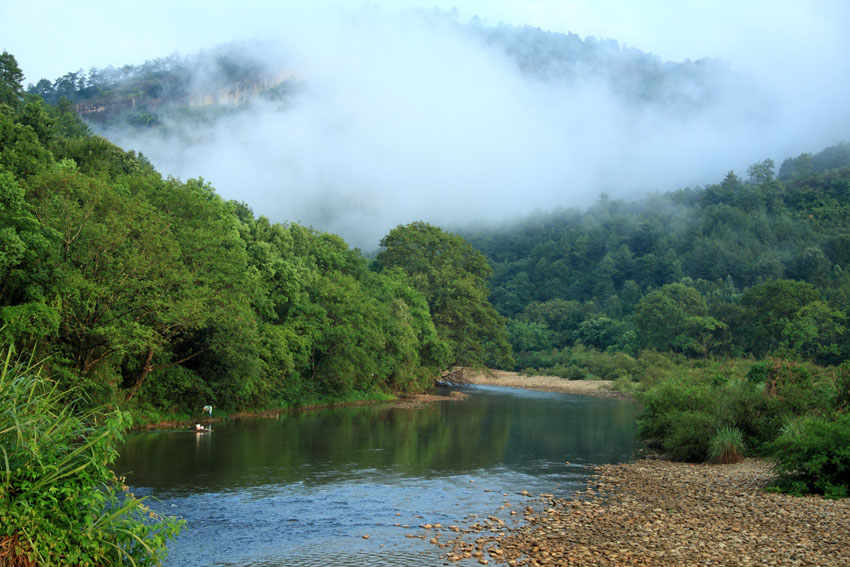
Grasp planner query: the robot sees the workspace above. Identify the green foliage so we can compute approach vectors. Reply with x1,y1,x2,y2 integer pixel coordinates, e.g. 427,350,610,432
638,375,715,454
0,349,183,565
709,426,745,464
1,55,467,418
461,155,850,372
663,411,720,462
779,142,850,181
636,357,846,490
740,279,820,356
508,319,553,353
634,283,725,355
746,361,769,384
836,362,850,412
768,413,850,498
0,52,24,109
375,222,513,369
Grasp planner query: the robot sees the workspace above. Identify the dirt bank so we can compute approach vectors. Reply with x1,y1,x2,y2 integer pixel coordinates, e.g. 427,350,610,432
460,369,629,399
426,458,850,566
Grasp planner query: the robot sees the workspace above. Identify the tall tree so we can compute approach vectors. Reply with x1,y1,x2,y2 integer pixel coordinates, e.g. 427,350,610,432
0,51,24,109
634,283,725,356
375,222,513,368
740,279,820,356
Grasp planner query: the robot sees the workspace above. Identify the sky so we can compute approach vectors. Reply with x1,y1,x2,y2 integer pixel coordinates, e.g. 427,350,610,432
4,1,848,84
3,1,850,248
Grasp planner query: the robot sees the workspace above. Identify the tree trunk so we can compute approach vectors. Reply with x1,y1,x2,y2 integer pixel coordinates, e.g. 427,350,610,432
126,348,154,401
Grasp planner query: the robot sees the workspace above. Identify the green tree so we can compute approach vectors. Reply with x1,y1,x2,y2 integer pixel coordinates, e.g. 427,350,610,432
0,51,24,109
0,170,58,349
508,319,553,353
781,300,846,364
747,158,775,186
740,279,819,356
26,161,188,393
125,177,260,407
375,222,513,368
634,283,724,355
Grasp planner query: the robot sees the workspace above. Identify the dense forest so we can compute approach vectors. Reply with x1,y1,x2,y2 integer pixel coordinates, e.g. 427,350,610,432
1,51,510,422
4,38,850,502
4,16,850,561
458,143,850,377
5,38,850,409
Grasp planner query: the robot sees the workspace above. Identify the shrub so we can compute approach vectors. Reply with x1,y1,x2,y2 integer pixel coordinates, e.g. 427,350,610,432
768,412,850,498
709,426,745,464
663,410,720,462
638,376,715,448
714,378,787,453
746,361,769,384
835,361,850,412
770,413,850,497
0,350,184,566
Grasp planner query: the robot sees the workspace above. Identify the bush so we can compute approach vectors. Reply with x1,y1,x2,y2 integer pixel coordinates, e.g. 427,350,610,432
638,376,715,448
714,378,787,453
709,426,745,464
746,361,769,384
663,411,720,462
768,412,850,498
0,350,184,566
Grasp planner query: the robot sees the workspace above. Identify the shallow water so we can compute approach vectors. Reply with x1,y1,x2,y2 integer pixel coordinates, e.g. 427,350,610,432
115,385,640,566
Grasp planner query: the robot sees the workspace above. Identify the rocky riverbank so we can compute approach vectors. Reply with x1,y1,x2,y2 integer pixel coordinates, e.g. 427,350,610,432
426,458,850,566
460,369,629,399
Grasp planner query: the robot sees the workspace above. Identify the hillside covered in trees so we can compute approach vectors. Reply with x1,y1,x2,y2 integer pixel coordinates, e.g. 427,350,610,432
24,20,735,143
1,51,511,419
462,142,850,376
5,36,850,410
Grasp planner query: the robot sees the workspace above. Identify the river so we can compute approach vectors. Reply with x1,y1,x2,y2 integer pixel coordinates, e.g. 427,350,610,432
115,385,640,566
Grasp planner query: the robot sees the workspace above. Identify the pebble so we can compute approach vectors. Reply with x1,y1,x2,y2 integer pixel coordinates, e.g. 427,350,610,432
427,459,850,566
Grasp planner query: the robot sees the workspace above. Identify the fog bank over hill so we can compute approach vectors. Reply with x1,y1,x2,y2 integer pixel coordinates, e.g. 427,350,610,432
59,6,850,248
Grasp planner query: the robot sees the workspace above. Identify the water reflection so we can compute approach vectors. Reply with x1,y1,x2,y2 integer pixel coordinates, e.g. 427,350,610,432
116,385,640,566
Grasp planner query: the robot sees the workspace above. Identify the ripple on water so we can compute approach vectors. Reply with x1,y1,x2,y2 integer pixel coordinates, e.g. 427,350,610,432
119,386,640,567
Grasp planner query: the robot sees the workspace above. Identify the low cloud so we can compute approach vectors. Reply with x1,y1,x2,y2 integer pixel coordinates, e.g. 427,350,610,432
101,6,850,249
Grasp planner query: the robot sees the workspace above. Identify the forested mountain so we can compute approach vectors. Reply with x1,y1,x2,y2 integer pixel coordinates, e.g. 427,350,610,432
461,144,850,374
1,51,509,417
25,21,733,136
26,42,298,134
5,38,850,415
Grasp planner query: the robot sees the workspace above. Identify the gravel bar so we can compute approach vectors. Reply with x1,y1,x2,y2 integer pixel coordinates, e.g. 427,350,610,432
461,369,628,399
428,459,850,566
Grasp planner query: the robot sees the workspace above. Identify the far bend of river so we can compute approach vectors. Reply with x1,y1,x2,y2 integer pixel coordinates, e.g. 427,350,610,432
115,385,640,567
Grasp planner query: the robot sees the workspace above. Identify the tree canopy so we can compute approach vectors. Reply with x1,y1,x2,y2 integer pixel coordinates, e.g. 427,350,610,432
375,221,513,369
1,52,511,416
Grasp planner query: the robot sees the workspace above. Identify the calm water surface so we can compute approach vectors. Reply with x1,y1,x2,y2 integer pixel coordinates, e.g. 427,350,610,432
115,385,640,566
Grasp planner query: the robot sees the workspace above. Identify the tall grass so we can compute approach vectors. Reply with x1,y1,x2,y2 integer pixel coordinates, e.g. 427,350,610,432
0,348,184,566
709,426,745,464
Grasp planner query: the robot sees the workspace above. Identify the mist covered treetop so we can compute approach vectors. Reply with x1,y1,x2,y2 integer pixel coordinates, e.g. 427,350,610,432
26,17,738,125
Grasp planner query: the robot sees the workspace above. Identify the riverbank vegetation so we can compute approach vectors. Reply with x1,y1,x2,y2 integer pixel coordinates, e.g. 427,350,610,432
458,139,850,497
0,348,184,565
4,45,850,499
1,51,510,423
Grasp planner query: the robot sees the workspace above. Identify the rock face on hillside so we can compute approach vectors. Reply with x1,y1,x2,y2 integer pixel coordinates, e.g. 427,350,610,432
75,71,295,125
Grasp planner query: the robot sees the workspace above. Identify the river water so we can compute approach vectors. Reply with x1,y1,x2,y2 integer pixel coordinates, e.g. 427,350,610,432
115,385,640,566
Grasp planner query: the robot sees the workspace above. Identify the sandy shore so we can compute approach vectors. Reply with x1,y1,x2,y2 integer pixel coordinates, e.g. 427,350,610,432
426,458,850,566
459,369,629,399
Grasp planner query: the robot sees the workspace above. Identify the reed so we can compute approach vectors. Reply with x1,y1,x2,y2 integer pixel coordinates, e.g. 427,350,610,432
709,425,745,464
0,347,183,566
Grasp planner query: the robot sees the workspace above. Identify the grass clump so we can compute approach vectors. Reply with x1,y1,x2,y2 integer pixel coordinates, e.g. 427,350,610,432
0,349,184,566
709,426,745,464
